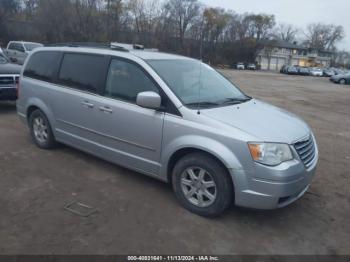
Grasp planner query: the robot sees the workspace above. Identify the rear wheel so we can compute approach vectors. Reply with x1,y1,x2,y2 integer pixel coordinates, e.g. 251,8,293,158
29,109,56,149
172,153,233,217
339,79,346,85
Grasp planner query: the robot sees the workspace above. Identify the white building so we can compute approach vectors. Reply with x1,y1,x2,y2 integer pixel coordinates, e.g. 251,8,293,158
256,40,333,71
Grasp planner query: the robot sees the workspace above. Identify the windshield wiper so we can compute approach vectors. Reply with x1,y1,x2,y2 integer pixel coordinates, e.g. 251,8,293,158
186,101,220,108
219,97,252,105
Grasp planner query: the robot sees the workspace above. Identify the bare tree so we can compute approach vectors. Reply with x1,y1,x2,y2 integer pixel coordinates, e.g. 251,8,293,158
164,0,201,48
21,0,39,18
201,7,230,60
126,0,161,34
304,23,345,51
104,0,123,39
0,0,20,41
273,23,298,42
202,7,230,43
245,14,275,40
3,0,347,66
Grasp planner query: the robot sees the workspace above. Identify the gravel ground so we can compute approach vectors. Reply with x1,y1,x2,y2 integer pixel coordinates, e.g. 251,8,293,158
0,70,349,255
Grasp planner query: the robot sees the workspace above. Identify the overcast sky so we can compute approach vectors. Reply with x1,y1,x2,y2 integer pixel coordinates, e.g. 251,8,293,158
201,0,349,50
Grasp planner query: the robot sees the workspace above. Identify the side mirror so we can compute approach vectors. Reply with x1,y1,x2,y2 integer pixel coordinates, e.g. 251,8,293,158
136,91,161,110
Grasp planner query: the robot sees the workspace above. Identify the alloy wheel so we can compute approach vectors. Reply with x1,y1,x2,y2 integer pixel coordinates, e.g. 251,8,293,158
33,116,48,144
180,167,217,207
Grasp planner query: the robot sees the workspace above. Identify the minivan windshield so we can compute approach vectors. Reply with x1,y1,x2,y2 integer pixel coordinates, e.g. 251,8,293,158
147,59,250,108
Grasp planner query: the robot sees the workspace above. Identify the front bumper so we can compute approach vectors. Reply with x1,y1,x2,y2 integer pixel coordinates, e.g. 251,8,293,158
231,144,318,210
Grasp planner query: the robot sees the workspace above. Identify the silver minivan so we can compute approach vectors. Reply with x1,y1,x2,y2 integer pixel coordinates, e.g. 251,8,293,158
17,45,318,217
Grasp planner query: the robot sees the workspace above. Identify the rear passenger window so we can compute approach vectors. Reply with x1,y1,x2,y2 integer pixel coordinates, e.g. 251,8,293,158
58,53,106,93
105,59,159,103
24,51,61,82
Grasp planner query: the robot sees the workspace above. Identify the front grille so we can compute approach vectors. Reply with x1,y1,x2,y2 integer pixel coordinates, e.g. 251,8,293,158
0,76,15,86
294,135,316,168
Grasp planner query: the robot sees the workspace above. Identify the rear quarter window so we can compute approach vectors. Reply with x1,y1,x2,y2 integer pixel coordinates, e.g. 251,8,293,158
57,53,107,93
24,51,61,82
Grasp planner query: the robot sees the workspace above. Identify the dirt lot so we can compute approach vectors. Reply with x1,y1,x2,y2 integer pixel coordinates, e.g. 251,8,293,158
0,71,349,255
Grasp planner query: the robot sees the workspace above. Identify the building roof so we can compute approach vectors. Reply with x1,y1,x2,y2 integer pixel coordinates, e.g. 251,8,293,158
258,39,306,50
258,39,334,54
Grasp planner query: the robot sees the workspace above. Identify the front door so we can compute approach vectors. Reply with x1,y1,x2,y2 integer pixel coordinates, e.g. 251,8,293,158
92,58,165,176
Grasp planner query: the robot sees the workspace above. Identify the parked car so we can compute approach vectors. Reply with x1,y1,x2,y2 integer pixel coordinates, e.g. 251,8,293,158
236,62,245,70
4,41,43,65
280,65,289,74
333,68,345,75
287,66,298,75
247,63,256,70
330,72,350,85
298,67,310,76
17,45,318,217
323,68,335,77
309,68,323,77
0,53,21,101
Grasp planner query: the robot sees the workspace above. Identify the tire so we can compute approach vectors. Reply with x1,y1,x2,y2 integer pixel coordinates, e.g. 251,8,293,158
339,79,346,85
29,109,57,149
172,153,233,217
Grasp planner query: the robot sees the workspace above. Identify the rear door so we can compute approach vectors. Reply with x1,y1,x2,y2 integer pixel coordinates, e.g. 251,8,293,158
51,52,110,152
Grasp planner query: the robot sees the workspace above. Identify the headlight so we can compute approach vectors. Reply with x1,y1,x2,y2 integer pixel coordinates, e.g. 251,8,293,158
248,143,293,166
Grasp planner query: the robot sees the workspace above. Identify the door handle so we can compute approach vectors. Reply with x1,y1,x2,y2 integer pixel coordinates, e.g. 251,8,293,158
99,106,113,113
81,101,94,108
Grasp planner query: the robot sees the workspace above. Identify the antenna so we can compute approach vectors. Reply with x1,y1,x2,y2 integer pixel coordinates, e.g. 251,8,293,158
197,60,203,115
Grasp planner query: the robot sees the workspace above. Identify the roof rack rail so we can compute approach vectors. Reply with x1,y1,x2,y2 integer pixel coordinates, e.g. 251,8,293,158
45,42,130,52
45,42,158,52
110,42,145,51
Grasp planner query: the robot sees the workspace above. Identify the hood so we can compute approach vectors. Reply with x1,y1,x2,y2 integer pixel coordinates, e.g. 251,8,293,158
0,63,22,74
202,99,310,144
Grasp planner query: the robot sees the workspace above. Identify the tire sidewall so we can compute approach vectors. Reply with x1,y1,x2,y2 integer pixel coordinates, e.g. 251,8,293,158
172,153,233,217
29,110,55,149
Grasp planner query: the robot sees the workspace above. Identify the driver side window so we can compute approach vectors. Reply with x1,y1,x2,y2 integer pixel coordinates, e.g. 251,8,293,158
105,58,159,104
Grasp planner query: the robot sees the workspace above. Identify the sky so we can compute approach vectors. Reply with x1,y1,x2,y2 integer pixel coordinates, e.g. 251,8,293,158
201,0,350,50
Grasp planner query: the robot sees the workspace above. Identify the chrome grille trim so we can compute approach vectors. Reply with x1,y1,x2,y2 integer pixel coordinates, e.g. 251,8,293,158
0,74,19,87
294,135,316,168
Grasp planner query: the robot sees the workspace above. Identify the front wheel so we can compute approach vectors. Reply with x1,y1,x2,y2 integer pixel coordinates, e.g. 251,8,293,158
29,109,57,149
172,153,233,217
339,79,346,85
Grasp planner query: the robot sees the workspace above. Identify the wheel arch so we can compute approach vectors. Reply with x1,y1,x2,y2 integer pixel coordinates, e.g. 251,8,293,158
166,148,232,183
25,98,55,129
162,136,243,186
339,78,346,84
